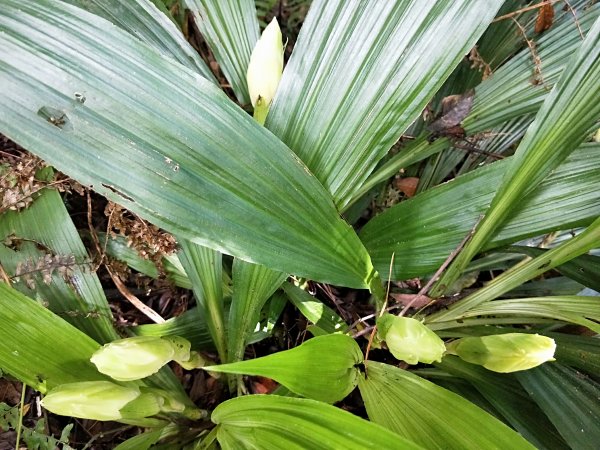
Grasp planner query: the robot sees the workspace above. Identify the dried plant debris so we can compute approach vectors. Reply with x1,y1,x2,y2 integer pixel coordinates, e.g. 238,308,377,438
13,254,79,290
105,202,177,268
427,89,475,140
468,46,492,79
535,2,555,34
0,137,84,213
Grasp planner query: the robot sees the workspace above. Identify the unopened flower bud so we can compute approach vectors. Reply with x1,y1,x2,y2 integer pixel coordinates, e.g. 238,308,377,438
446,333,556,373
377,314,446,365
91,336,195,381
41,381,159,421
247,18,284,122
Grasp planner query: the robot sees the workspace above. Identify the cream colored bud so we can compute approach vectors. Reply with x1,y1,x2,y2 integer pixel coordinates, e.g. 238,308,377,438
91,336,192,381
377,314,446,365
41,381,155,421
247,18,284,109
446,333,556,373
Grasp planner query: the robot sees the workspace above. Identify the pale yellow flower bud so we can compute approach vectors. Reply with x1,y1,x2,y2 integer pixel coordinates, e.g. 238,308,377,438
377,314,446,365
247,18,284,112
41,381,159,421
91,336,193,381
446,333,556,373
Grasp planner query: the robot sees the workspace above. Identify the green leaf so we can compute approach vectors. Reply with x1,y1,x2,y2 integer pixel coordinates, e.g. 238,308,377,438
212,395,423,450
0,189,118,344
131,307,214,351
358,361,536,449
283,282,349,335
361,144,600,280
227,260,286,363
0,283,103,392
178,241,227,362
64,0,216,81
506,246,600,292
0,0,375,289
516,363,600,449
458,297,600,334
184,0,259,103
205,334,362,403
436,356,567,450
427,218,600,324
266,0,503,208
432,15,600,295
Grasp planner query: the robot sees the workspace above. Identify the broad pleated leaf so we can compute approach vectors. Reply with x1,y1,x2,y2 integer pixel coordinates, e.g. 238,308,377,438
64,0,216,81
0,189,118,344
227,260,286,363
433,16,600,295
361,144,600,280
283,282,349,335
0,0,376,290
516,363,600,449
0,283,104,391
436,356,567,450
205,334,362,403
178,241,226,362
266,0,503,208
185,0,259,103
212,395,423,450
358,361,536,450
549,332,600,376
357,3,599,210
131,307,213,350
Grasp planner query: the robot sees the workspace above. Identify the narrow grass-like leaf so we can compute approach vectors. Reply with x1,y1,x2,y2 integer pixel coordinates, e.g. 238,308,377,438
266,0,503,208
227,261,286,363
0,283,104,391
184,0,259,103
283,282,349,335
427,218,600,324
0,0,376,289
64,0,216,81
506,246,600,291
0,189,118,344
212,395,422,450
178,241,227,362
100,233,193,290
205,334,362,403
358,361,536,450
516,363,600,449
450,297,600,334
361,144,600,280
436,356,567,450
433,16,600,295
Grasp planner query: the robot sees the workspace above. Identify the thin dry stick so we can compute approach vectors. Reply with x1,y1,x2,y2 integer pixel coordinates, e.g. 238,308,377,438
563,0,584,39
398,215,484,316
512,17,545,85
492,0,561,23
107,268,166,324
87,192,165,324
364,253,395,372
0,264,10,284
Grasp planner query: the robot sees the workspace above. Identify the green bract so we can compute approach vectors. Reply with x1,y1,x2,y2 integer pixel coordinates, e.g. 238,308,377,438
377,314,446,365
41,381,158,421
446,333,556,373
91,336,196,381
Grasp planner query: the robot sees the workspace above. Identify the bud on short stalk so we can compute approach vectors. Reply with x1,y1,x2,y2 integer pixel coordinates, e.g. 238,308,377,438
247,18,284,124
377,314,446,365
41,381,160,421
91,336,204,381
446,333,556,373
